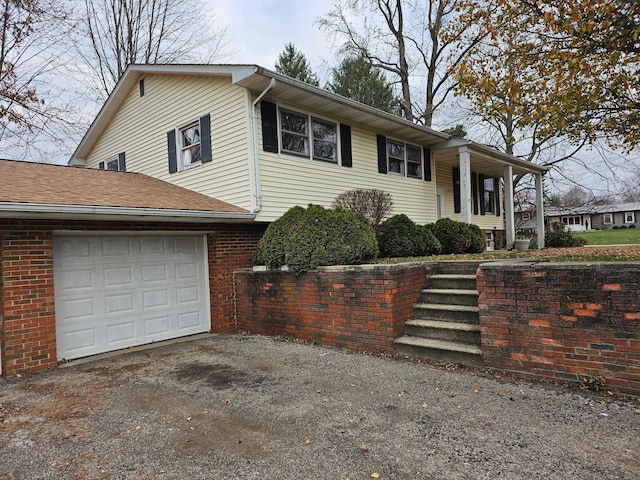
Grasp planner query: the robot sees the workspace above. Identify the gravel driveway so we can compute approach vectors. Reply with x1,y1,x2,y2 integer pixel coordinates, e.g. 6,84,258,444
1,334,639,479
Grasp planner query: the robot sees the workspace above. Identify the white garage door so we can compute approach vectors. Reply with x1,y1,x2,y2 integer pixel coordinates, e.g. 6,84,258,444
54,234,210,361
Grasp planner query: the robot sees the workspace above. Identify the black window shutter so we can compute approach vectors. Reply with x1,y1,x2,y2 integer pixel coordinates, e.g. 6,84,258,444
453,167,461,214
118,152,126,172
98,161,105,170
340,124,352,167
261,100,278,153
479,174,486,215
423,147,431,181
200,114,212,163
167,130,178,173
494,177,501,216
471,172,478,215
377,135,387,174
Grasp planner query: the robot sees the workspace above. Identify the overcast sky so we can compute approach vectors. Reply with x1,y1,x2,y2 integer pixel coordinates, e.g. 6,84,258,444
210,0,334,80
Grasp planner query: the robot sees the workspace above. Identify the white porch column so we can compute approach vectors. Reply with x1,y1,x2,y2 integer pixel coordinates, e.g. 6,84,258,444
459,147,472,224
535,173,545,248
503,165,516,249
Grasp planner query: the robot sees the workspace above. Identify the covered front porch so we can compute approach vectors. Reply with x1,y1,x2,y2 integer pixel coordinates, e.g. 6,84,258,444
432,138,548,249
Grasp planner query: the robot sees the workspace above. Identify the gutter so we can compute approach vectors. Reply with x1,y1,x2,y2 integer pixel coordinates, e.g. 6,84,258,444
0,203,256,223
250,77,276,214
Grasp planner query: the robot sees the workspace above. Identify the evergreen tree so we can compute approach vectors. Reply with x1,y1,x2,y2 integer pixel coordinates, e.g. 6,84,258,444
327,55,399,114
274,43,319,86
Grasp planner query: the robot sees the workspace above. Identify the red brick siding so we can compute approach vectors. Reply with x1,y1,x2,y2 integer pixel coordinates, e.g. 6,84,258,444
0,219,263,375
478,263,640,396
234,264,430,352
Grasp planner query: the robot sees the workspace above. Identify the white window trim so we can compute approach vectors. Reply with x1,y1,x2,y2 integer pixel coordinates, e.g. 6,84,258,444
603,213,613,224
277,106,340,165
386,137,423,179
104,155,120,171
624,211,635,224
177,119,202,171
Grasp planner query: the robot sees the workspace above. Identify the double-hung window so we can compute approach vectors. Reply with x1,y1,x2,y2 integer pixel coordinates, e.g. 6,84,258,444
180,121,202,167
167,114,212,173
279,108,338,163
386,139,422,179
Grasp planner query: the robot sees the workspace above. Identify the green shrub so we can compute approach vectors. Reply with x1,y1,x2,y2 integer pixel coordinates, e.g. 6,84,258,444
376,214,441,257
545,224,587,247
427,218,485,254
254,204,378,274
416,225,443,256
629,224,637,229
253,205,306,268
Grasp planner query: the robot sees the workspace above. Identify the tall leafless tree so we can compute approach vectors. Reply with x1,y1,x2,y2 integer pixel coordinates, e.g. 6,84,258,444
318,0,482,126
78,0,228,99
0,0,84,162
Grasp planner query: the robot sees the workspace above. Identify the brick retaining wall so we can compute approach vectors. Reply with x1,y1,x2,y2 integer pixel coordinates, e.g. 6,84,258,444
234,263,431,352
478,262,640,396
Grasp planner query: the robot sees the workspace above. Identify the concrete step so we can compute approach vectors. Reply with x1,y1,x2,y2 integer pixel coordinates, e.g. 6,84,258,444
394,336,483,366
404,319,481,344
433,261,483,275
413,303,479,324
429,274,477,290
420,288,479,306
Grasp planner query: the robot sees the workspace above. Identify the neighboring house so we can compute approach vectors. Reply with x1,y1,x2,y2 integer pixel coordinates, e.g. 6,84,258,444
546,202,640,231
69,64,547,250
0,159,263,376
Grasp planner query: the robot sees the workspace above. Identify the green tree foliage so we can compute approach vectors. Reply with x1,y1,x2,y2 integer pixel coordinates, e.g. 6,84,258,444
545,224,587,248
427,218,485,254
274,43,319,86
327,55,399,114
254,205,378,274
377,214,442,257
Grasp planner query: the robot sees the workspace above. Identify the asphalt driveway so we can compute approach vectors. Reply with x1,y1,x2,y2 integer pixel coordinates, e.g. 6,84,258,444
1,334,639,479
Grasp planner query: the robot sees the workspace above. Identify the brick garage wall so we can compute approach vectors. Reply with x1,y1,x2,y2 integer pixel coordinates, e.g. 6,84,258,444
234,263,431,352
478,262,640,396
0,219,263,376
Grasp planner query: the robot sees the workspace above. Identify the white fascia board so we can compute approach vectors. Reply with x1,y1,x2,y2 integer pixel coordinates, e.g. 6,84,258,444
0,202,256,223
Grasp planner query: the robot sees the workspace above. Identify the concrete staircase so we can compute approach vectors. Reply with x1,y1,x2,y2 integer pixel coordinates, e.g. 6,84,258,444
394,262,483,366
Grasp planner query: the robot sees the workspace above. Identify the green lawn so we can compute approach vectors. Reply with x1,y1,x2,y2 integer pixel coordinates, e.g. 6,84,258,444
575,228,640,245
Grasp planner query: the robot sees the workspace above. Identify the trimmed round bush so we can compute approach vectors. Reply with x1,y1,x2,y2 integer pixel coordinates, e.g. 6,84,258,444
254,204,378,275
545,224,587,247
376,214,442,257
253,205,305,268
416,225,442,256
427,218,485,254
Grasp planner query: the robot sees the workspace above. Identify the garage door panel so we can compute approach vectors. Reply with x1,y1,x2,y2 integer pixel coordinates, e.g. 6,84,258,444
144,316,171,337
142,264,168,282
54,234,210,361
177,286,200,304
143,289,169,309
176,262,199,280
178,311,204,330
106,321,136,345
105,293,134,314
103,266,134,288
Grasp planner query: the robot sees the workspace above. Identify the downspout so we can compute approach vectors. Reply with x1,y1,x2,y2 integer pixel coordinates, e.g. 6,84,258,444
250,78,276,214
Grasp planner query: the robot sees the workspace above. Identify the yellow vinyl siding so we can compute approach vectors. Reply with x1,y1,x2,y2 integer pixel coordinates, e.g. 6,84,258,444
85,74,253,210
256,121,438,224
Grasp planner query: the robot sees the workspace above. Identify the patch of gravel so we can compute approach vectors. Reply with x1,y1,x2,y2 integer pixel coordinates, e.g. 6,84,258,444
1,334,639,479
